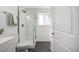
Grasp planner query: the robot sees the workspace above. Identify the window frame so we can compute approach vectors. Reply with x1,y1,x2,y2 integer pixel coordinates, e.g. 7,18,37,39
38,13,51,25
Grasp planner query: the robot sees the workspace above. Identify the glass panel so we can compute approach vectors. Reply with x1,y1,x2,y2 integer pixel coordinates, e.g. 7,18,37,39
26,15,31,19
19,8,34,45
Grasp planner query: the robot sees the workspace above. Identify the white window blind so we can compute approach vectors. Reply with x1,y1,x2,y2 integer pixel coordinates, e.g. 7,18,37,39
38,13,51,25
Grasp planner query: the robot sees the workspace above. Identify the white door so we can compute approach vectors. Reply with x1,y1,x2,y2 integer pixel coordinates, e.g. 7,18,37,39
19,7,35,46
51,6,77,52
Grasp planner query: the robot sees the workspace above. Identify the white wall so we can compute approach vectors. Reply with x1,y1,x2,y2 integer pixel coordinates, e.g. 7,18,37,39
0,6,18,36
37,8,52,41
37,25,52,41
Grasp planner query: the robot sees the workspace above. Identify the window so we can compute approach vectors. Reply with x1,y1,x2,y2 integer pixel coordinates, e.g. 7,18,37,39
38,13,51,25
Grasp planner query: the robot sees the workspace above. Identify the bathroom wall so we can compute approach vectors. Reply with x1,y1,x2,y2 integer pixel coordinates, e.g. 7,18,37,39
36,8,52,41
0,6,18,36
37,25,52,41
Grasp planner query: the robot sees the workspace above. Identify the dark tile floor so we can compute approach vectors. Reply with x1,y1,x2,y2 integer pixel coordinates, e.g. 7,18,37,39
16,41,51,52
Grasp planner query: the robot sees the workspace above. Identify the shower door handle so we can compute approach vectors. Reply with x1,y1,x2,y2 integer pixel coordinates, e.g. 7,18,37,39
22,24,24,27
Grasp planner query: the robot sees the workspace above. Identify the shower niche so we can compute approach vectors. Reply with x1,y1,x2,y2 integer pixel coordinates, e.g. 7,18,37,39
17,7,37,49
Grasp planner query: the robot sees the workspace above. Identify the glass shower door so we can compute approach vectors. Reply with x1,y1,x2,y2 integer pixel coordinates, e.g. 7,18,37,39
19,7,35,46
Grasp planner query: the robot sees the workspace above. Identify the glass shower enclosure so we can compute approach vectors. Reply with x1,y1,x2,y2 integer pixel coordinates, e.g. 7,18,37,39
17,6,37,49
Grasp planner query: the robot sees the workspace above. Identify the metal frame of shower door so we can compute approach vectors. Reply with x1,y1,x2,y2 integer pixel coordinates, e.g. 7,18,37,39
33,8,37,45
17,6,20,43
